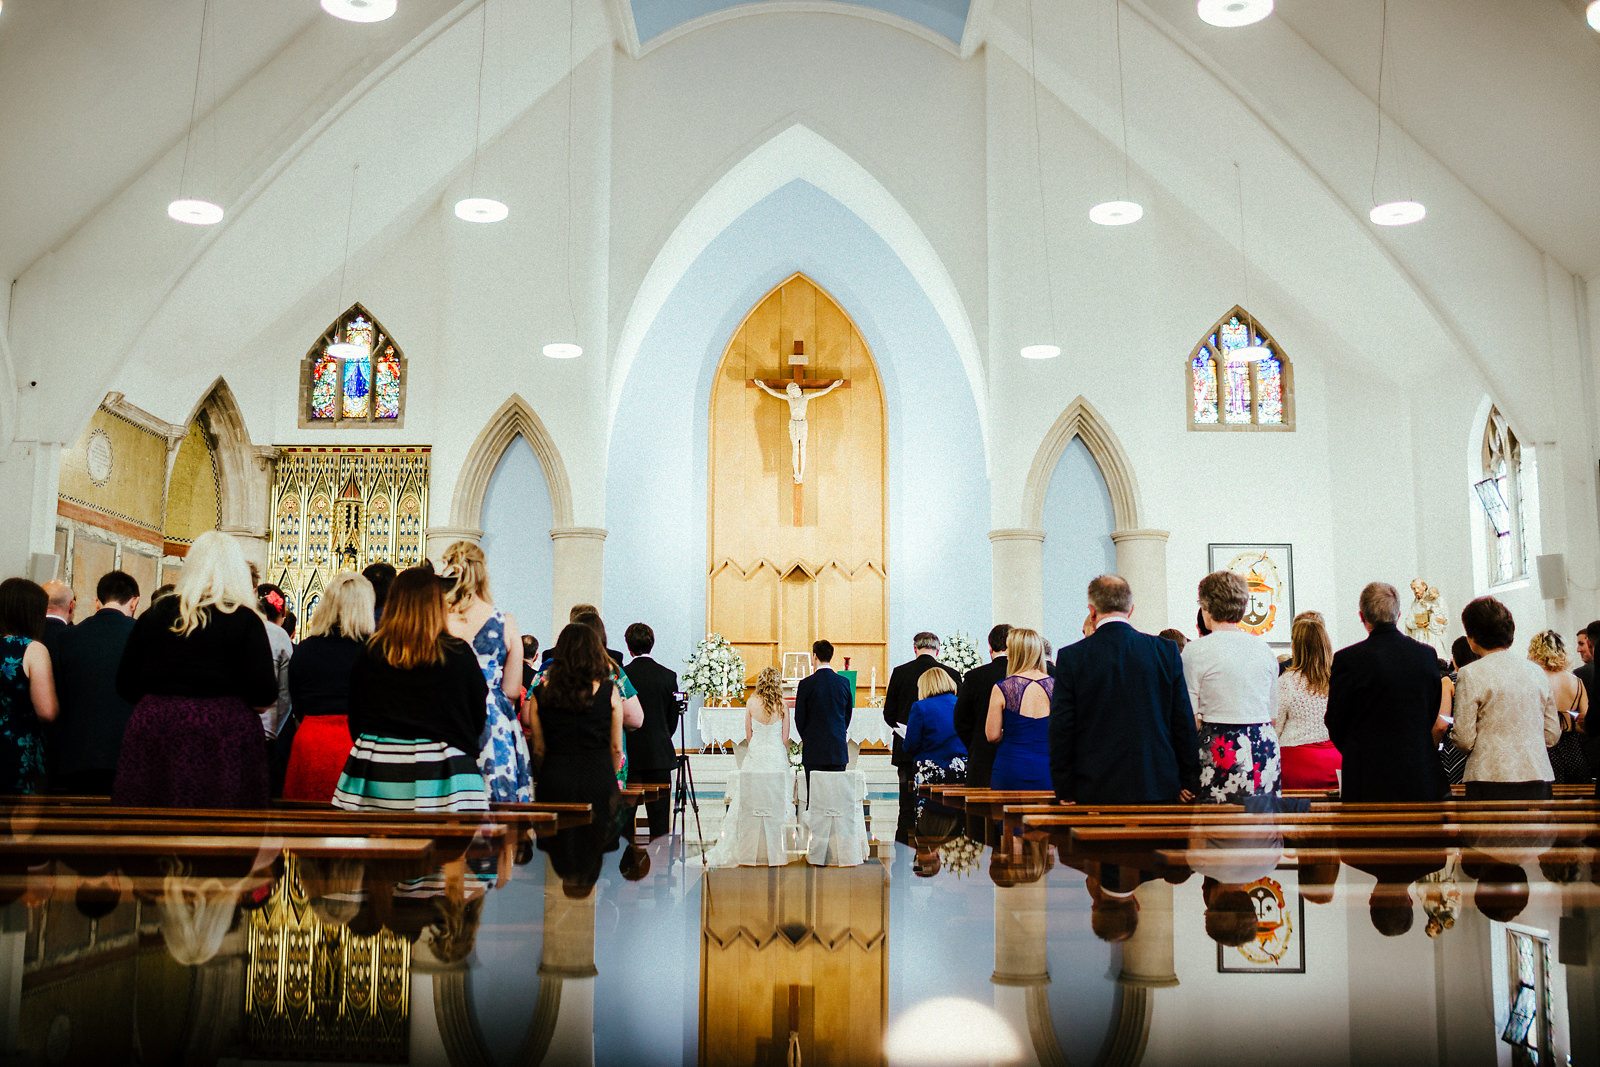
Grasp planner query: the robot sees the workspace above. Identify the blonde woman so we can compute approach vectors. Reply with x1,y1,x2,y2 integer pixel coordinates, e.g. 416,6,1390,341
743,667,791,755
114,530,278,808
986,628,1053,790
1275,613,1341,790
1529,629,1590,784
282,572,376,802
441,541,531,802
904,667,966,824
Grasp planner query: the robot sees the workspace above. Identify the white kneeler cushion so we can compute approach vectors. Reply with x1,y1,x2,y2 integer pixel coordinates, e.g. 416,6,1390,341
803,770,869,867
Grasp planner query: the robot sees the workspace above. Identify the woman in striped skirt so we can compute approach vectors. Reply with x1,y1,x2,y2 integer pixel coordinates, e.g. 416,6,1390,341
333,568,489,812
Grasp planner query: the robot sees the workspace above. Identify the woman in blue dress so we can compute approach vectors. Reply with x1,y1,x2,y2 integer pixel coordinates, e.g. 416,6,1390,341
903,667,966,824
441,542,532,803
0,579,59,795
985,627,1053,791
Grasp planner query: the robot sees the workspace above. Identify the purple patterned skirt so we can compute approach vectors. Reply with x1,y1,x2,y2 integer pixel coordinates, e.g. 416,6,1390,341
113,694,269,809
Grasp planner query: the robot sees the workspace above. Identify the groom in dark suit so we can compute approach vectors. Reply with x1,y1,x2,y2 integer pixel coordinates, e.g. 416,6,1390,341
794,640,851,774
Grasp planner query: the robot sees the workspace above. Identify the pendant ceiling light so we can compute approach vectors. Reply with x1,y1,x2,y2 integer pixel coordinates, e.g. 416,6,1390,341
1021,0,1059,359
1588,2,1600,31
326,165,368,362
168,0,223,226
1091,1,1143,227
454,1,507,224
1368,0,1424,227
1229,163,1270,364
1197,0,1273,28
545,0,583,359
321,0,397,23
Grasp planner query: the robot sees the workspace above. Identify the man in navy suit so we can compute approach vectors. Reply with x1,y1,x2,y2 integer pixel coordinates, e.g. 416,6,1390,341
1050,574,1200,804
794,639,851,773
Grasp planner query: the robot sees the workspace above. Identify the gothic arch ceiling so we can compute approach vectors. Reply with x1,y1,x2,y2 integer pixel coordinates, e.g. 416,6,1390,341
625,0,974,48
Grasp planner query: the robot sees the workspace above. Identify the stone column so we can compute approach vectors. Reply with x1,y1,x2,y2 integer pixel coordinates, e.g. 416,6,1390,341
991,880,1049,1066
989,528,1045,632
1111,528,1170,633
1118,879,1179,988
425,525,483,565
539,861,596,1067
220,525,271,574
550,527,607,638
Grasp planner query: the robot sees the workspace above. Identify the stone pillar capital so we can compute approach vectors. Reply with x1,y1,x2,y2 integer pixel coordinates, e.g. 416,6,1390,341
549,525,609,544
1110,527,1170,545
988,527,1047,545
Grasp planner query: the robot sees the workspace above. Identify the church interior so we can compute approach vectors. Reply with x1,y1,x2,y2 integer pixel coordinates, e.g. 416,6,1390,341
4,1,1600,1064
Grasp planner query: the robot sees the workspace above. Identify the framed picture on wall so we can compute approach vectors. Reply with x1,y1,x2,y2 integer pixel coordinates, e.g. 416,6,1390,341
1216,868,1307,975
1207,543,1295,648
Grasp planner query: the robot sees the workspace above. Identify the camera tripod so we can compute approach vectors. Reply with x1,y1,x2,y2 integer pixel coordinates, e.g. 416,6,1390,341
670,698,706,867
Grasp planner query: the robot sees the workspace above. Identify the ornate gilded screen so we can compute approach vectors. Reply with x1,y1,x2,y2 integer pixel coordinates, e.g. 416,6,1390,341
268,447,429,619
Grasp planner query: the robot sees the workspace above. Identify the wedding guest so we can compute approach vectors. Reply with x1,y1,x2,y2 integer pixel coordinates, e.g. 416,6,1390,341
952,624,1009,788
441,541,531,803
1275,612,1341,790
1528,630,1590,783
1051,575,1199,804
255,583,296,789
1183,571,1282,802
1325,582,1448,802
41,580,74,640
568,613,644,732
333,568,488,812
1158,628,1188,652
538,604,600,669
621,622,680,838
1452,597,1558,801
114,531,277,808
885,633,961,842
49,570,140,795
1579,620,1600,776
986,628,1053,790
362,561,397,622
0,578,59,794
283,573,374,802
528,623,626,884
521,635,539,692
903,667,966,823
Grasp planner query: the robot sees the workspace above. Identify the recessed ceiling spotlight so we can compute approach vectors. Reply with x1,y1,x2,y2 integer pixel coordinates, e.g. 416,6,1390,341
454,197,509,223
167,198,224,225
1020,344,1061,360
543,342,583,359
1588,1,1599,31
1369,199,1426,227
1089,200,1144,226
1197,0,1273,29
321,0,398,24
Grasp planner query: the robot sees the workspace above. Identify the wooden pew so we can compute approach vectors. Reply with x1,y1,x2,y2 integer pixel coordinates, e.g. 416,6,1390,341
0,834,436,860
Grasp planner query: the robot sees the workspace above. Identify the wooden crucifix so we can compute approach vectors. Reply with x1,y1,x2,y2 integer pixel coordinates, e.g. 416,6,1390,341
750,341,848,525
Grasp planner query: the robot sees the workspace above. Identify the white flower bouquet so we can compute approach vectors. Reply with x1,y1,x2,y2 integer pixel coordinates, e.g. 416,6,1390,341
683,633,747,705
939,630,982,675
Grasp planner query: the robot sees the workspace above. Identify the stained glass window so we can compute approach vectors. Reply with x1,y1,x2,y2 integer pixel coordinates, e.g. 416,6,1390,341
1188,309,1293,431
1481,407,1534,586
302,305,405,427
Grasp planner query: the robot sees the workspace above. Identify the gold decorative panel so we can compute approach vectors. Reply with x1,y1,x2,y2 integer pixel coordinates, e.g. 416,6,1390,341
58,403,168,544
163,419,222,552
247,853,410,1062
268,446,429,620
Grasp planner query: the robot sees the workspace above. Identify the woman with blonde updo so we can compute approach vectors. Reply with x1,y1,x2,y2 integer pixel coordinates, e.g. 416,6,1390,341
441,541,531,803
1528,629,1590,784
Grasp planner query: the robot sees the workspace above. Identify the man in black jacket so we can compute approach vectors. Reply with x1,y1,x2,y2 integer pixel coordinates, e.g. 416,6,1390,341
1574,620,1600,777
796,640,852,774
952,624,1010,788
884,632,961,843
621,623,680,839
1325,582,1448,802
50,570,140,795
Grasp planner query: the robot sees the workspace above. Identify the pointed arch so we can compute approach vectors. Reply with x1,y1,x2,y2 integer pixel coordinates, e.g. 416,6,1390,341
1022,397,1142,532
451,395,575,532
176,377,273,537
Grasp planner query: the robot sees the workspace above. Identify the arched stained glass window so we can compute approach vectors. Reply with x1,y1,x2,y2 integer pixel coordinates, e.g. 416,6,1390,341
1477,406,1536,586
1187,307,1295,431
300,304,406,428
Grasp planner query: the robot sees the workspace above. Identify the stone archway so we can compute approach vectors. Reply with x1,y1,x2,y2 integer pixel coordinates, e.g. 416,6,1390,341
167,377,276,566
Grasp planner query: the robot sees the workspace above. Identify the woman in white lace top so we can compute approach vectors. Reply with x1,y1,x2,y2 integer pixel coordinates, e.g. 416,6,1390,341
1275,612,1342,790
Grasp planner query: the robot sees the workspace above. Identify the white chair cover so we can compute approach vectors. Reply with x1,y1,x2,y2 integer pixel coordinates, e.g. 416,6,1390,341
731,769,791,866
803,770,869,867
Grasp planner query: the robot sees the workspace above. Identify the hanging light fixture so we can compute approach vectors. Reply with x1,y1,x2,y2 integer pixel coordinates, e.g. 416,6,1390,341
168,0,223,226
1091,0,1143,227
321,0,397,23
1197,0,1273,28
326,165,368,362
1368,0,1424,227
1020,0,1060,359
1588,2,1600,32
454,1,507,224
545,0,583,359
1228,163,1271,364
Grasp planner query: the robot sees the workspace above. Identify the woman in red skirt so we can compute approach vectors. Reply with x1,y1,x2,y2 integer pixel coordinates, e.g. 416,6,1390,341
1275,612,1342,791
282,572,375,802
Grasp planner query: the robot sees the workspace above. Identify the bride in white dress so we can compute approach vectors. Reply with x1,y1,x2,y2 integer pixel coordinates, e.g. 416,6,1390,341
706,668,796,867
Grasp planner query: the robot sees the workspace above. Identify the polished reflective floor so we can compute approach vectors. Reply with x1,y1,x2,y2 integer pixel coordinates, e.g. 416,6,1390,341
4,810,1599,1067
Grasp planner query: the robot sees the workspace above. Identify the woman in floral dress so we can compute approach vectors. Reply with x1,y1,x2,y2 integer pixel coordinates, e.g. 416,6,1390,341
0,579,58,794
1182,571,1282,803
441,542,532,803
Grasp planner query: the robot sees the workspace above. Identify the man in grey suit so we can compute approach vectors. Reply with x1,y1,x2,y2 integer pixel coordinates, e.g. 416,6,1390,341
795,640,851,774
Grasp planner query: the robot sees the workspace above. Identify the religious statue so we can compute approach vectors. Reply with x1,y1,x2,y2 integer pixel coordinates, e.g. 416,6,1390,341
752,378,844,484
1404,578,1448,657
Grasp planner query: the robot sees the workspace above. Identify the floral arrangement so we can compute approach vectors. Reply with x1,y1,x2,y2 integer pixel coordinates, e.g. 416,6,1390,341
938,834,983,878
939,630,982,675
787,740,804,769
683,633,747,704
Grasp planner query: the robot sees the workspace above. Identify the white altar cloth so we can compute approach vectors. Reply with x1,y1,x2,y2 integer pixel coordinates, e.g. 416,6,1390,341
696,705,891,748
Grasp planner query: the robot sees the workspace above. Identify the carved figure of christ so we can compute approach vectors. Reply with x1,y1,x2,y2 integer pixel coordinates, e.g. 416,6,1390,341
752,378,845,485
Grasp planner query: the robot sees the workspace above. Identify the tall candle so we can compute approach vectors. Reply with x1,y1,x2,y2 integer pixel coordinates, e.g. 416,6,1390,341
870,666,877,701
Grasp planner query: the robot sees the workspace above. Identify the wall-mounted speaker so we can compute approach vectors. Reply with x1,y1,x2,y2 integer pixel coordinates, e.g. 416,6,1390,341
1537,553,1568,601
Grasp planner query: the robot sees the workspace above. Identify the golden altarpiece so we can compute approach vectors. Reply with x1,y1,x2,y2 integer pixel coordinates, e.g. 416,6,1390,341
708,274,888,688
268,447,429,619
